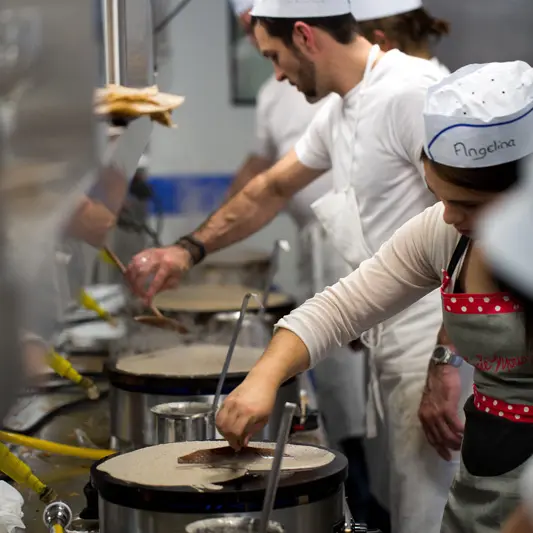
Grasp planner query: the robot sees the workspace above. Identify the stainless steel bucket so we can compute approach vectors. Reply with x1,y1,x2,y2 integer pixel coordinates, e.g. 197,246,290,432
186,517,284,533
151,401,215,443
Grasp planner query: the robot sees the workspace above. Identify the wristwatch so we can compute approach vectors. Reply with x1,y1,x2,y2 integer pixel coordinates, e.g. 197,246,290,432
431,344,463,367
174,234,206,266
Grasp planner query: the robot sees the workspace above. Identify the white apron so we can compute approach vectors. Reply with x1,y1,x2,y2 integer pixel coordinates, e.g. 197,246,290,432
300,222,366,445
310,45,473,533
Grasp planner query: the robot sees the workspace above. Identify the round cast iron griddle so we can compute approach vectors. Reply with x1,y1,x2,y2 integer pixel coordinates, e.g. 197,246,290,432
153,285,294,314
91,443,347,514
105,359,297,396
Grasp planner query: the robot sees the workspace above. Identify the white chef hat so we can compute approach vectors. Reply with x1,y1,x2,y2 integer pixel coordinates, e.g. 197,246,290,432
251,0,352,18
351,0,422,22
424,61,533,168
229,0,253,15
479,154,533,298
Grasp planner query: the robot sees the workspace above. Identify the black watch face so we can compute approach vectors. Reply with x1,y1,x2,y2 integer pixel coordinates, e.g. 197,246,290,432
433,346,447,362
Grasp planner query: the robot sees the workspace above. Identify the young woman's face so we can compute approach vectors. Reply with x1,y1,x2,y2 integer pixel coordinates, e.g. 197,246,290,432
423,159,499,237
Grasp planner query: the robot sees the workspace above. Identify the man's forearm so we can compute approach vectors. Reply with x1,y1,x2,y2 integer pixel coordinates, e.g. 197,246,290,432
191,171,287,254
226,155,271,199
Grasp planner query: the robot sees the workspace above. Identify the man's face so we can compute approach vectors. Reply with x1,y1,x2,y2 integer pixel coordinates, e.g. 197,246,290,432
254,21,320,102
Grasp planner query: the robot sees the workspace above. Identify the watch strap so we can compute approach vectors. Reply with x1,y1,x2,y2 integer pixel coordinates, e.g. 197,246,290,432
174,235,206,265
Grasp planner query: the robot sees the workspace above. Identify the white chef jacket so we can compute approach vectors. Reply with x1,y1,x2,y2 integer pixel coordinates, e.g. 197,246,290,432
253,75,334,228
295,50,445,268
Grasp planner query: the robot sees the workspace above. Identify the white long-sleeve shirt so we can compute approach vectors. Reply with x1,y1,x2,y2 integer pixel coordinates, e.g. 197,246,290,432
276,202,460,367
253,75,333,229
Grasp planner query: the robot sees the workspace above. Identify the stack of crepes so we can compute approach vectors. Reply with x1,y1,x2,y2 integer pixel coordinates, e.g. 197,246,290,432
94,84,185,128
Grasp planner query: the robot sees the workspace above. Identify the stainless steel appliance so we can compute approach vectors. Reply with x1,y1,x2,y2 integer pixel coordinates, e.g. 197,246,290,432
92,444,348,533
106,354,299,450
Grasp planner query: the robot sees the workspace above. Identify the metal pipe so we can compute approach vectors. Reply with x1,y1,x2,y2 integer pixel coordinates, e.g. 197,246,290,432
102,0,127,85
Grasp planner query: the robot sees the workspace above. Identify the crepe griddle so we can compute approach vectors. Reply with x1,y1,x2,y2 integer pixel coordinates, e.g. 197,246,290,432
177,445,291,465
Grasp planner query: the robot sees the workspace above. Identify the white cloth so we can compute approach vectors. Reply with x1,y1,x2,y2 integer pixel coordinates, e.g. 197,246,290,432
251,0,351,18
424,61,533,168
480,154,533,299
253,75,366,442
351,0,422,21
0,482,25,533
292,50,463,532
229,0,253,15
431,57,452,77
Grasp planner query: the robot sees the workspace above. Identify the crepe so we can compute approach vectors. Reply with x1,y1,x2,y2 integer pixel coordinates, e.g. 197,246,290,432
177,445,289,465
115,344,264,377
153,284,291,312
97,441,335,490
94,84,185,128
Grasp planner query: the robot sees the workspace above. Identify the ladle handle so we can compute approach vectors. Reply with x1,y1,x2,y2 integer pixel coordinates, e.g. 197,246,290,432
259,402,297,533
212,293,259,412
103,246,165,319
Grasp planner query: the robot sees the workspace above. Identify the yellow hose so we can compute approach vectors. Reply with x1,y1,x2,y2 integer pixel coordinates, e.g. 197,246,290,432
0,432,115,461
79,289,117,327
52,525,64,533
0,442,57,503
45,350,100,400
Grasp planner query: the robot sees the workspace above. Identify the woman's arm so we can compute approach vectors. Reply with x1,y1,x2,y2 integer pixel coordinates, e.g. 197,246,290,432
216,204,446,448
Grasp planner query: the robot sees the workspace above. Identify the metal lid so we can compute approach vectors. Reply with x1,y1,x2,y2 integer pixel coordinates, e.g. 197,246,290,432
151,402,214,420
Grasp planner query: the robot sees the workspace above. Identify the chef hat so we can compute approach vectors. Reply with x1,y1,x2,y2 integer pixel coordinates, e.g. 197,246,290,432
424,61,533,168
479,155,533,298
251,0,352,19
351,0,422,21
229,0,253,15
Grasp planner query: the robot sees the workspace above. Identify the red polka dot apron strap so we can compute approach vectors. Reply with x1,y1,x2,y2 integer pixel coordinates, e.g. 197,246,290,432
473,385,533,423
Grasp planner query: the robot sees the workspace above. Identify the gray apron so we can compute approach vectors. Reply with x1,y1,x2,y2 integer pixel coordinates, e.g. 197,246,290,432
440,236,530,533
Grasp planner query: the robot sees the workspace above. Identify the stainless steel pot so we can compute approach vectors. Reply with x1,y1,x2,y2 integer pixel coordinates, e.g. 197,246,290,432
152,401,215,443
92,444,348,533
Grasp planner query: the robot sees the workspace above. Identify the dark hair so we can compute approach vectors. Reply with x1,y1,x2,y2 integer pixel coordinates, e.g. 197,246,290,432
250,14,358,47
421,152,520,193
358,7,449,50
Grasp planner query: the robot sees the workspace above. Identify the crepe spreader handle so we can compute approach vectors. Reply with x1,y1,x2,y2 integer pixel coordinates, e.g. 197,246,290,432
259,402,297,533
